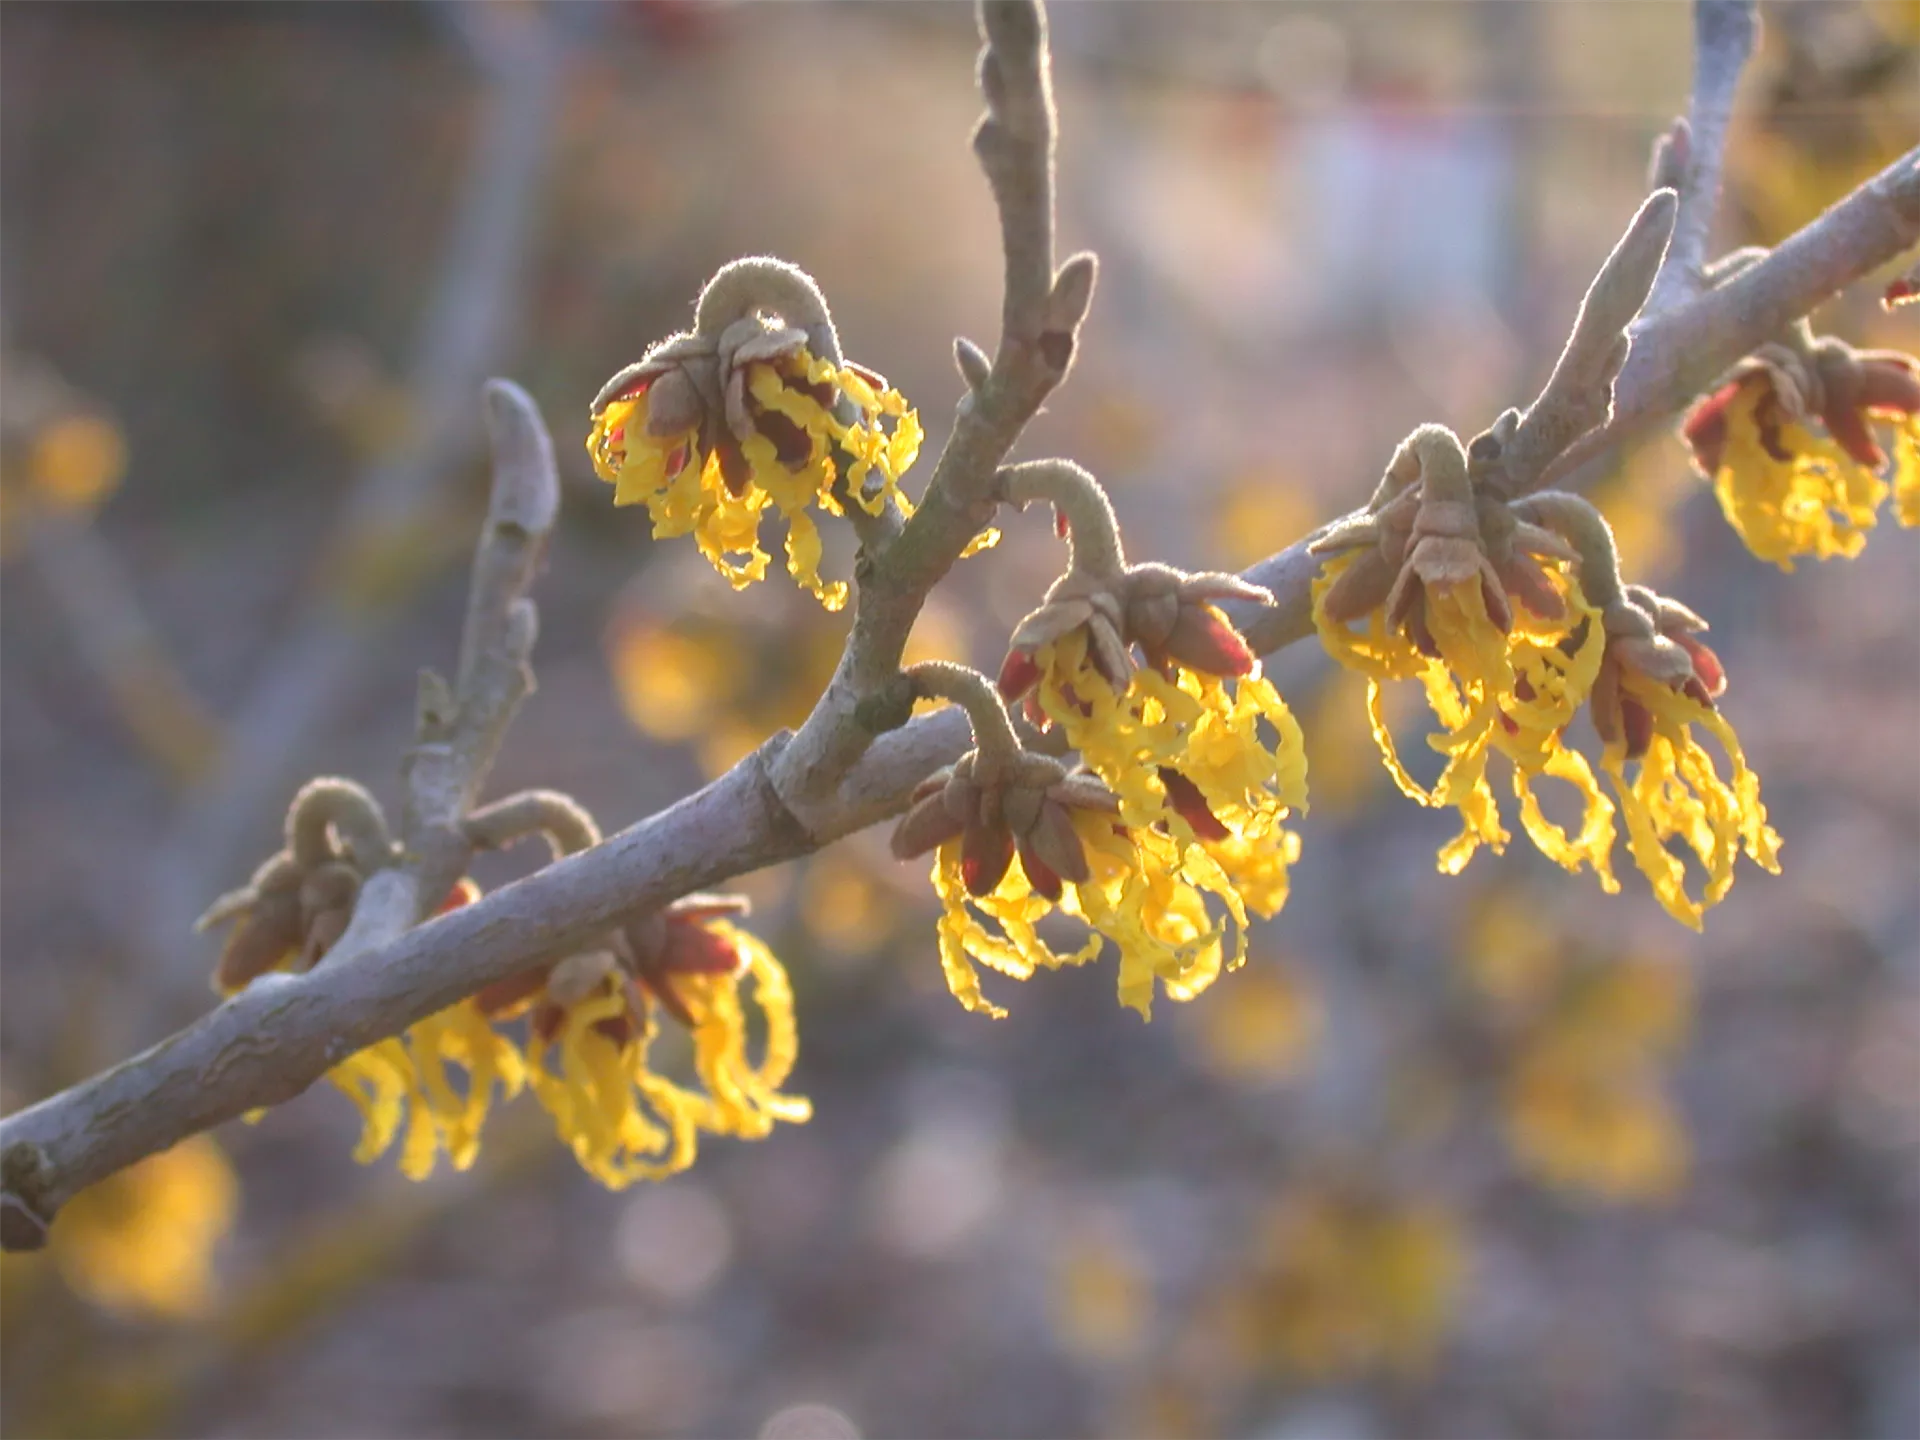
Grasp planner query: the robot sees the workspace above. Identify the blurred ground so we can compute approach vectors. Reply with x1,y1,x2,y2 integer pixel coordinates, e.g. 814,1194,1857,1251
1,2,1916,1438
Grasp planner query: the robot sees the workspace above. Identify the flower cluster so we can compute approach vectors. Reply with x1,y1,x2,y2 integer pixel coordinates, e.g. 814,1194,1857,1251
885,462,1307,1021
474,895,808,1188
202,783,805,1187
891,657,1276,1021
994,463,1309,926
1312,427,1618,886
1313,428,1779,928
586,258,921,610
199,785,527,1179
1682,335,1920,567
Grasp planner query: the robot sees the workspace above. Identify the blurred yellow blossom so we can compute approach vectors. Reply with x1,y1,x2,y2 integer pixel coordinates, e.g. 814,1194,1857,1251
1188,958,1321,1084
607,619,745,743
52,1135,237,1320
798,850,898,960
1497,952,1693,1202
27,413,126,513
1507,1044,1688,1202
1207,471,1320,571
1049,1218,1152,1363
1239,1186,1464,1379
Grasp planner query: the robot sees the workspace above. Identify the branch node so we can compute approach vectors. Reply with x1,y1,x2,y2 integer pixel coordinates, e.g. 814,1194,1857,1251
1,1142,54,1252
417,668,457,737
854,673,920,736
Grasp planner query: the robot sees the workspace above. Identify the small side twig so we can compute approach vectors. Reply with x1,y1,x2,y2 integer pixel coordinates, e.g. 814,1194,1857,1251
146,14,563,980
1483,189,1678,497
766,0,1097,827
1539,145,1920,489
333,380,558,964
1645,0,1758,313
464,789,601,861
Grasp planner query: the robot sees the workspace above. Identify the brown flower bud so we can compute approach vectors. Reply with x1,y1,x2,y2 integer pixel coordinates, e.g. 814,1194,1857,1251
1121,563,1266,678
1590,588,1723,760
891,750,1120,903
1314,425,1574,657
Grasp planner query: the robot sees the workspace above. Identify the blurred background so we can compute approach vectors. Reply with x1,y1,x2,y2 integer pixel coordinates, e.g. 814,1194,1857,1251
2,2,1916,1436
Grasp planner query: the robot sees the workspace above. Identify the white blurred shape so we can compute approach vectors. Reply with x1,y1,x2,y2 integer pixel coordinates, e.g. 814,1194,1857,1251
533,1311,713,1429
1254,1396,1378,1440
1257,15,1350,109
616,1181,734,1301
759,1402,862,1440
866,1109,1006,1260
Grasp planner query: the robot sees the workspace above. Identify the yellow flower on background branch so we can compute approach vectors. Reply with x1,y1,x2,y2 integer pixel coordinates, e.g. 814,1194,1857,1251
1493,949,1694,1202
48,1135,237,1320
586,257,921,609
0,351,128,547
1681,332,1920,567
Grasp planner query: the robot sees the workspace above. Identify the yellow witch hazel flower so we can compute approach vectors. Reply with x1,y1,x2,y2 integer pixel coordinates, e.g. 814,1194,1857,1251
1311,426,1617,887
202,856,526,1181
198,777,528,1180
1681,335,1920,568
1503,954,1693,1202
586,257,922,610
891,661,1252,1020
1585,583,1780,930
991,461,1308,924
475,894,809,1187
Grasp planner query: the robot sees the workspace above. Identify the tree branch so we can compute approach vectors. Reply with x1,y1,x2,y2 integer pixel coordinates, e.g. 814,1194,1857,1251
321,380,558,993
1645,0,1756,313
5,16,1916,1251
0,380,557,1247
765,0,1096,829
1539,144,1920,488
